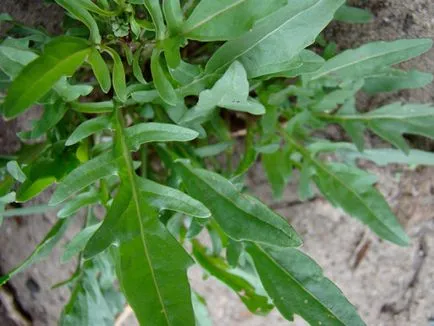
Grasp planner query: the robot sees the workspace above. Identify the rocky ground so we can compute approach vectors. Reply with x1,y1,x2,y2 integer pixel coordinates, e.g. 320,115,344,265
0,1,433,325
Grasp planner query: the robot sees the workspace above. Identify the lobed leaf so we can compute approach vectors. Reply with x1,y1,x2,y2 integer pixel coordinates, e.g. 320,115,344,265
247,244,366,326
176,160,302,247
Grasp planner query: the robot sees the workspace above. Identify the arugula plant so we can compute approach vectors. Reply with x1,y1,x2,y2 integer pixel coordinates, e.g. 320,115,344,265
0,1,433,325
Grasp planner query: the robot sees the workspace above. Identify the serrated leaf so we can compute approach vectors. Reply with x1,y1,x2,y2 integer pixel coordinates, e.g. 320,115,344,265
206,0,344,77
176,160,302,247
313,162,409,245
247,244,365,326
3,36,90,119
84,111,195,326
137,178,211,218
66,116,111,146
193,240,273,315
183,0,286,41
330,103,434,153
0,218,69,285
88,48,111,93
151,50,178,105
55,0,101,44
307,38,433,82
180,61,265,125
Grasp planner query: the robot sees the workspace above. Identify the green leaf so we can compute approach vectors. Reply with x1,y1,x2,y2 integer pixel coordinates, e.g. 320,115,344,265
163,0,184,35
247,244,365,326
125,122,199,151
192,292,212,326
182,0,286,41
84,111,195,326
328,103,434,153
75,0,116,17
195,141,233,158
132,47,147,84
206,0,345,77
144,0,167,40
57,191,100,218
267,50,325,78
71,101,114,114
55,0,101,44
60,254,124,326
314,163,409,245
0,192,16,226
193,240,273,315
307,38,433,82
53,77,93,102
176,160,302,247
287,137,409,245
88,48,111,93
18,101,68,140
169,60,201,85
49,151,117,206
362,69,433,94
16,176,57,202
62,222,102,262
334,5,373,23
0,218,69,285
3,36,90,119
6,161,26,183
1,204,54,219
130,89,159,103
51,123,198,205
151,50,178,105
344,148,434,167
137,178,211,218
66,116,111,146
103,47,127,102
180,61,265,126
262,150,292,200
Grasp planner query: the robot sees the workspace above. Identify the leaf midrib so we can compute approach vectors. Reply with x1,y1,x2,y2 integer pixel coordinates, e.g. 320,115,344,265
313,158,404,242
255,245,347,326
186,166,295,245
117,117,171,326
183,0,249,35
286,137,405,243
310,42,429,80
207,0,324,73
